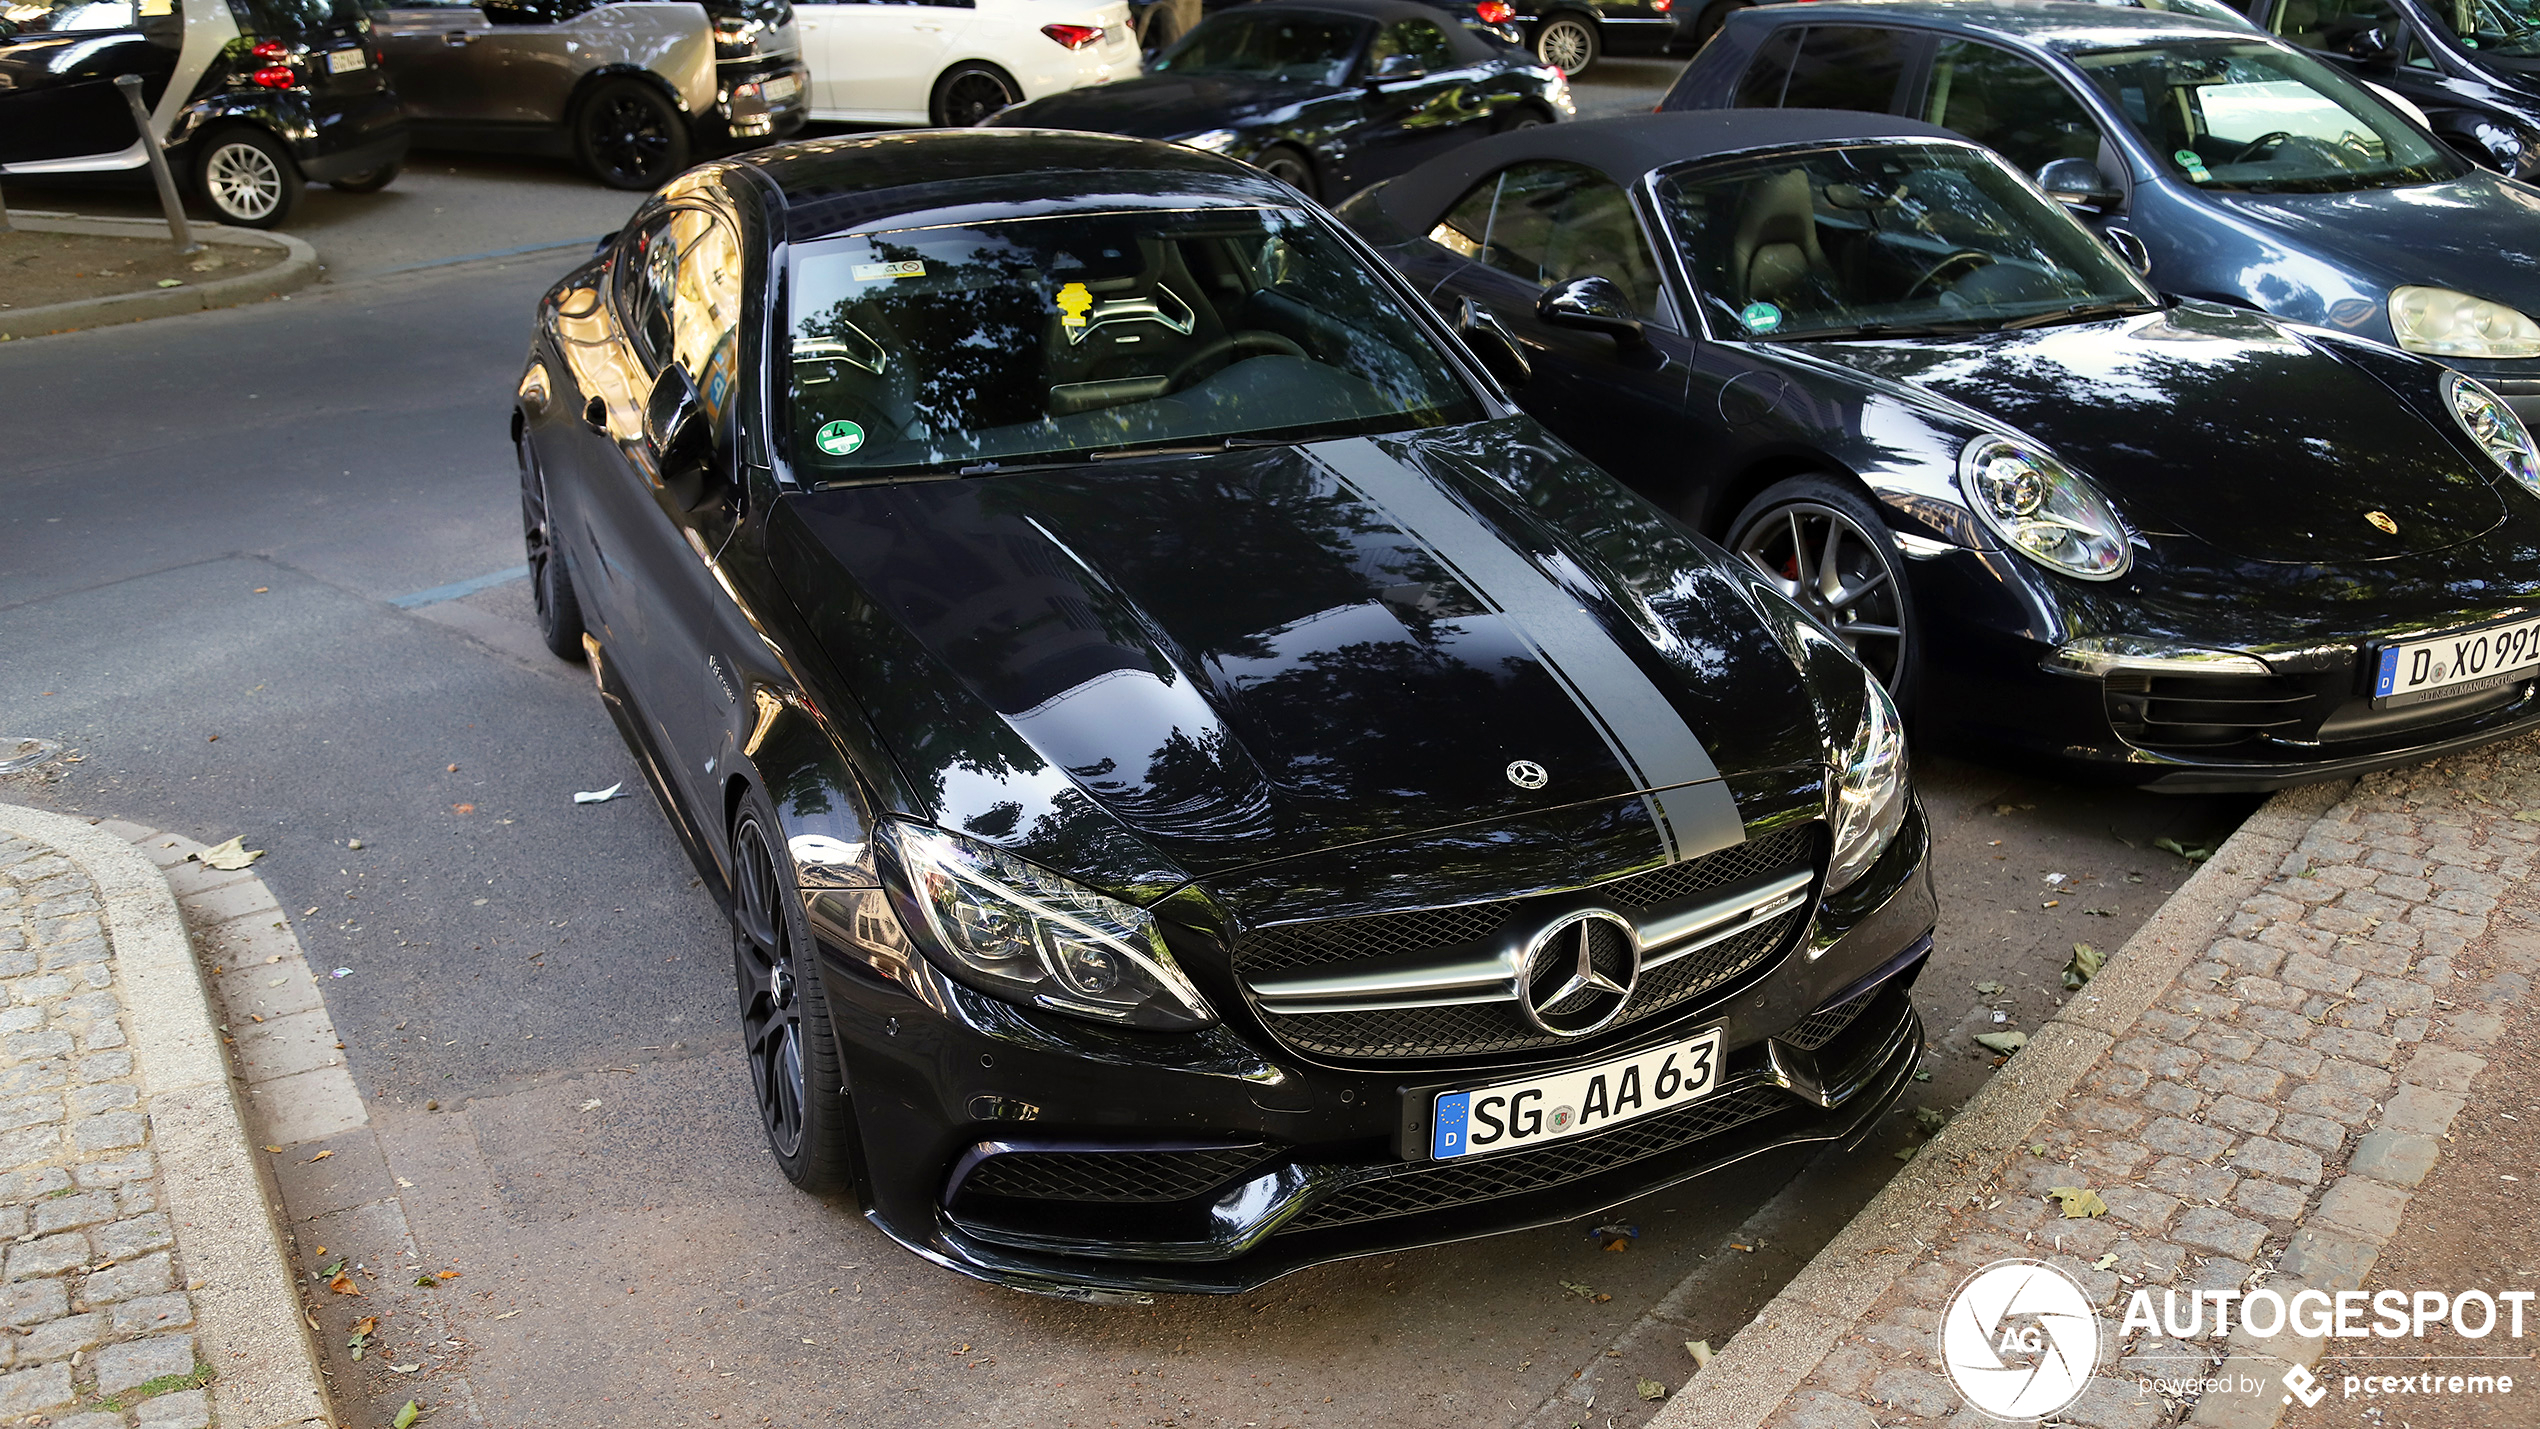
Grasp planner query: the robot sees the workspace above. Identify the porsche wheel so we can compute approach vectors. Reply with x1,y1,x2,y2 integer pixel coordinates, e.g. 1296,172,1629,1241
519,435,585,662
731,791,853,1193
1727,477,1918,704
1533,14,1598,74
1254,144,1317,199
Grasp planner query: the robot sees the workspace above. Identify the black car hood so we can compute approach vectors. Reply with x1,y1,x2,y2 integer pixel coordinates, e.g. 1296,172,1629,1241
771,422,1824,895
2205,172,2540,310
996,74,1319,140
1793,304,2511,564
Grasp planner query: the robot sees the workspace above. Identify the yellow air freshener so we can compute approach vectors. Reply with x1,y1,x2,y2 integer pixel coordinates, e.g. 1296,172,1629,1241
1056,282,1094,329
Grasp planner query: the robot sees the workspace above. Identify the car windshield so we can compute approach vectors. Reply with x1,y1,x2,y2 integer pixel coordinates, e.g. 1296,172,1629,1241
1151,12,1368,85
1655,142,2154,341
2430,0,2540,57
783,206,1484,479
2070,39,2463,192
2113,0,2259,27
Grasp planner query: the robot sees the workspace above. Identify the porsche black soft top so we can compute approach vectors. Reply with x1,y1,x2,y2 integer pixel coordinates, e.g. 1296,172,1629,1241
1362,109,1969,232
1721,0,2257,48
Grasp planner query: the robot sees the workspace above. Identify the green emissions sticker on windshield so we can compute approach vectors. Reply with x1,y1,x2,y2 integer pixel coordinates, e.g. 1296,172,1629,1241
2175,148,2211,180
814,419,866,456
1740,301,1783,334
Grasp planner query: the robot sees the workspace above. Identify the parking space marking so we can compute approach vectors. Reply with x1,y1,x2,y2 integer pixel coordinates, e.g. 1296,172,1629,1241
388,565,528,609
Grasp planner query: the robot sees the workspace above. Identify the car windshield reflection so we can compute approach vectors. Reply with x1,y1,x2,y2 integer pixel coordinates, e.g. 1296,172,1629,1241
784,205,1482,480
2069,39,2464,193
1656,141,2154,341
1150,13,1369,86
2431,0,2540,57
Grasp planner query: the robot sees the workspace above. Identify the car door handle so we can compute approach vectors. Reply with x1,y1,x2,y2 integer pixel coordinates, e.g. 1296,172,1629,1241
584,396,608,433
443,30,473,43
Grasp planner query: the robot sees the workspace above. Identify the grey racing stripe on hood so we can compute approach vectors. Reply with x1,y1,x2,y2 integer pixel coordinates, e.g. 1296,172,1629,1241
1312,437,1746,864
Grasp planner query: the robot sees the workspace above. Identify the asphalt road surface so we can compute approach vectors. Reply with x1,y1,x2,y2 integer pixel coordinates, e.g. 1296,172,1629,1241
0,64,2256,1429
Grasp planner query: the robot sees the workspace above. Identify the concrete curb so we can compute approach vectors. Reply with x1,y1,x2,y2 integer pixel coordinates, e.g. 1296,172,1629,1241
1649,778,2356,1429
0,805,334,1429
0,216,319,342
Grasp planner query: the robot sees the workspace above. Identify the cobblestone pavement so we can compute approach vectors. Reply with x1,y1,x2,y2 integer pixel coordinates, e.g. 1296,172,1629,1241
0,835,209,1429
1666,733,2540,1429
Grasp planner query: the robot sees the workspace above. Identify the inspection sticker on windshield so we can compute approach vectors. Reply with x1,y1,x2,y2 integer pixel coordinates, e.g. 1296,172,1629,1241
850,260,924,282
814,420,866,456
1429,1026,1722,1161
1740,301,1783,335
2175,149,2211,182
2372,613,2540,708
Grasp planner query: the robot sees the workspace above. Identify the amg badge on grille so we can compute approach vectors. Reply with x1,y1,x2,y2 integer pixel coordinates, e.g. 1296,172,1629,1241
1505,759,1548,789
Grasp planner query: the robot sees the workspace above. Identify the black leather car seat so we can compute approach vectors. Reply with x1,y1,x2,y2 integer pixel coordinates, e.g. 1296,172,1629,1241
1730,167,1835,308
1040,237,1226,414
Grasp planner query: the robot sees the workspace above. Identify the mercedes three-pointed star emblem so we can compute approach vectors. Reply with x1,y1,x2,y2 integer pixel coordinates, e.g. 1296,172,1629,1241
1506,760,1548,789
1518,910,1640,1037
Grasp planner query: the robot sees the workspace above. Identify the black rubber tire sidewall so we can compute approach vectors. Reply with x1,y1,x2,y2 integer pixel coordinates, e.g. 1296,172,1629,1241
192,126,303,229
1254,144,1318,200
1725,474,1923,715
1533,13,1599,74
520,434,587,662
930,61,1020,127
1691,0,1751,48
575,78,692,191
732,786,855,1195
330,160,401,194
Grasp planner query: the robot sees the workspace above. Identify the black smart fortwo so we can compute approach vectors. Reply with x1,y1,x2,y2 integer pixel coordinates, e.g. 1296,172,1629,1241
513,130,1933,1297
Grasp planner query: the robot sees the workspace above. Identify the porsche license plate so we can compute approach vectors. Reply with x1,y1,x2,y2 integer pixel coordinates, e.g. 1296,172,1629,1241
1430,1027,1722,1160
326,47,366,73
2373,615,2540,708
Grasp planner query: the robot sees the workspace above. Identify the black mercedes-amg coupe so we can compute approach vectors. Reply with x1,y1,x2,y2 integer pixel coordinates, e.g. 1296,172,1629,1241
511,129,1934,1298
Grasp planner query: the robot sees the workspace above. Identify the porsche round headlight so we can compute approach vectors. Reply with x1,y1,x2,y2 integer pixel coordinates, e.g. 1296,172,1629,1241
1956,437,2132,580
1825,670,1909,895
2390,286,2540,359
879,822,1215,1031
2443,371,2540,498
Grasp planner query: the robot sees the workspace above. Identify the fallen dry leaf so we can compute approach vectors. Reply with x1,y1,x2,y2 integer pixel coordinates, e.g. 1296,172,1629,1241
328,1270,362,1295
352,1316,380,1336
190,836,263,871
2047,1186,2109,1219
1638,1378,1667,1402
452,803,475,815
263,1145,283,1154
304,1150,333,1164
387,1363,420,1374
437,1271,460,1280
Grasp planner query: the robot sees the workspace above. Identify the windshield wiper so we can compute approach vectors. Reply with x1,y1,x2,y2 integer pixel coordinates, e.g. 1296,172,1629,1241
1997,301,2155,331
1799,318,1999,340
1084,435,1295,461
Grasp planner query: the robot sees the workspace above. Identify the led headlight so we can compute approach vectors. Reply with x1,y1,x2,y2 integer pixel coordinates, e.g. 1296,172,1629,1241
1956,436,2132,581
2391,286,2540,359
1177,128,1242,154
879,822,1215,1031
2442,371,2540,498
1824,670,1909,895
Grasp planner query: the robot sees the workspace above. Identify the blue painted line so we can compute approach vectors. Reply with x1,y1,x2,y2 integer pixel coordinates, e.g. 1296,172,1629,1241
367,235,614,278
388,566,529,609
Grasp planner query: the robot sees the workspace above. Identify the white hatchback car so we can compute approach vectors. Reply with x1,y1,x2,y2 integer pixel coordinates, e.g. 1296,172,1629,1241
793,0,1141,127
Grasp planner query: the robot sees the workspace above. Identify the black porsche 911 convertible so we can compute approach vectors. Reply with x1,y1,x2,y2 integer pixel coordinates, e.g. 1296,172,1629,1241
1340,109,2540,791
512,129,1936,1297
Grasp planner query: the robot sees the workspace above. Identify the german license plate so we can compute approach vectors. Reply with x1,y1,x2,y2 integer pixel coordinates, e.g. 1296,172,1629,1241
2372,614,2540,708
1430,1027,1723,1160
327,47,366,73
764,72,801,101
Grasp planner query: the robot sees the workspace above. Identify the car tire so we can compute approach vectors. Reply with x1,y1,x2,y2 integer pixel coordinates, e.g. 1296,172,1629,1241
1495,104,1551,132
1725,476,1920,709
730,787,855,1195
1253,144,1317,200
519,434,587,662
575,77,691,191
931,61,1020,127
329,161,401,194
1687,0,1751,50
193,126,303,229
1532,13,1599,74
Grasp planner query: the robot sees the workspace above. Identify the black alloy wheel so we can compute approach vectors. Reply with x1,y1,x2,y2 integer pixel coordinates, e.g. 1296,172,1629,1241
194,126,303,228
1727,476,1918,703
576,78,692,191
1253,144,1318,200
731,793,853,1192
1532,13,1598,74
932,62,1020,127
519,436,586,661
330,161,401,194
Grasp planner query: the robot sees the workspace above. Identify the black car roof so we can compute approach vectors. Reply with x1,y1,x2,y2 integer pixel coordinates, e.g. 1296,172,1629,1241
1371,109,1967,229
732,130,1297,243
1209,0,1500,60
1730,0,2255,47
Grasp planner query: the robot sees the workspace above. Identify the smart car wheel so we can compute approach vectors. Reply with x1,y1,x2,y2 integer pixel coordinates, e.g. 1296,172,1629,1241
730,791,852,1193
195,127,302,229
1728,477,1918,703
330,161,401,194
1532,14,1598,74
576,78,691,191
932,62,1020,127
519,435,586,662
1254,144,1318,199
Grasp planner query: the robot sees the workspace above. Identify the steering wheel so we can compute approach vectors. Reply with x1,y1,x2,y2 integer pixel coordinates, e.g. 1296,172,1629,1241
1902,249,1996,301
2227,130,2294,164
1164,330,1307,393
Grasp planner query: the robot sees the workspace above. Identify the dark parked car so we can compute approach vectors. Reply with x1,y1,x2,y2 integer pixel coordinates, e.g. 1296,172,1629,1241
1340,110,2540,787
1135,0,1524,53
1509,0,1683,74
2234,0,2540,177
512,128,1935,1296
373,0,806,190
0,0,408,227
1663,2,2540,425
989,0,1572,200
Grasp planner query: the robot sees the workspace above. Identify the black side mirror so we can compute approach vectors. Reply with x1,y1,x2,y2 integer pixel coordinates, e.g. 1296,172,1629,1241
1537,275,1643,348
2345,24,2404,66
645,365,709,461
1456,297,1532,387
2036,158,2122,211
2103,227,2153,280
1368,53,1426,84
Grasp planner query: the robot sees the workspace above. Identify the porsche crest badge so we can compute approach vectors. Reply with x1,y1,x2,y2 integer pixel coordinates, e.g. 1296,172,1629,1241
2366,510,2399,535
